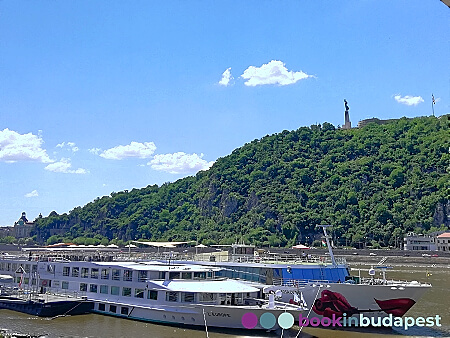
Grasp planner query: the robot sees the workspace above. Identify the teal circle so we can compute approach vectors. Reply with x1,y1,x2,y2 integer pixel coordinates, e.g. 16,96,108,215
260,312,276,329
278,313,295,329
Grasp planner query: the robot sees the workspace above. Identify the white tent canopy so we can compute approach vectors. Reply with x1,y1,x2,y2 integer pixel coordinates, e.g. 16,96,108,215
291,244,310,250
132,241,195,248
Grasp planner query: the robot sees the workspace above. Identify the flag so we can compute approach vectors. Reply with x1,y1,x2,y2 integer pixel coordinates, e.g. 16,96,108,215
321,240,326,247
432,94,435,104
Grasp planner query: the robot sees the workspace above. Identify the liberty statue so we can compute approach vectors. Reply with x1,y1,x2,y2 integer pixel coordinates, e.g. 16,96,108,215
343,99,351,129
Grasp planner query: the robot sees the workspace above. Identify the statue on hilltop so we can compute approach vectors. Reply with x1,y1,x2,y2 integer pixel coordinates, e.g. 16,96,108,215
343,99,351,129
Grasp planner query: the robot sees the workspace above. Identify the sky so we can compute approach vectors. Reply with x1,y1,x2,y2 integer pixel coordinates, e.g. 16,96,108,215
0,1,449,227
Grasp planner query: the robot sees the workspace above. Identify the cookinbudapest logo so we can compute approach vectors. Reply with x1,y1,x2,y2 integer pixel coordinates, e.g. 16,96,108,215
241,312,295,330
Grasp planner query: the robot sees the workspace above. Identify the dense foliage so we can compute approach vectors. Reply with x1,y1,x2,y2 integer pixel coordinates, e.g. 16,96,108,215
33,115,450,247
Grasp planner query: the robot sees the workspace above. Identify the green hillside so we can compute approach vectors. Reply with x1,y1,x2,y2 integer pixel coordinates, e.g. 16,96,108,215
34,115,450,248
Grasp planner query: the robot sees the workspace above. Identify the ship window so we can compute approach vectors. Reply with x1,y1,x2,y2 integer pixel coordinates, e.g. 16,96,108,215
111,286,119,295
199,293,216,303
100,285,108,294
90,284,98,293
62,281,69,289
134,288,144,298
101,268,110,279
169,271,180,279
109,305,117,313
147,290,158,300
6,263,11,271
72,267,79,277
31,278,37,286
25,264,30,273
182,292,195,303
194,272,206,279
181,272,192,279
80,283,87,292
123,270,133,282
91,268,99,279
121,307,129,315
137,270,148,282
166,291,178,302
0,263,4,270
98,303,105,311
81,268,89,278
23,277,29,285
158,271,166,279
63,267,70,277
122,287,132,297
112,269,121,281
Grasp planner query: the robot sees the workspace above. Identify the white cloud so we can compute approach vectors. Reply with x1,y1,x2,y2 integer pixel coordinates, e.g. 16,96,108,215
219,67,233,86
100,142,157,160
394,94,424,106
241,60,313,87
0,128,53,163
25,190,39,198
88,148,102,155
56,141,79,152
149,152,214,174
44,158,88,174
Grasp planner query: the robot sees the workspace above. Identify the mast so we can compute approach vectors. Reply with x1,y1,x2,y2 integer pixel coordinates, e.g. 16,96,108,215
316,225,337,266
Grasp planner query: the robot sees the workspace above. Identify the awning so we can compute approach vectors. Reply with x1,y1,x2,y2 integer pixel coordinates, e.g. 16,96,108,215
149,279,260,293
132,241,195,248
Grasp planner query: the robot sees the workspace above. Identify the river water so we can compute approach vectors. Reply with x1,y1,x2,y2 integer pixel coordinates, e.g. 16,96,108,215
0,265,448,338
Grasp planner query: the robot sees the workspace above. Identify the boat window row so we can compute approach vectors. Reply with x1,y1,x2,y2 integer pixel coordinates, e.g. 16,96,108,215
0,262,37,274
77,282,159,299
61,266,213,281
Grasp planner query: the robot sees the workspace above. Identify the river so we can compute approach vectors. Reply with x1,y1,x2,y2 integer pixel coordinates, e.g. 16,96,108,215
0,264,448,338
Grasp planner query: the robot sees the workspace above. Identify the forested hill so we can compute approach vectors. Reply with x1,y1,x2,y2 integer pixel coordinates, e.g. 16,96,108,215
34,115,450,247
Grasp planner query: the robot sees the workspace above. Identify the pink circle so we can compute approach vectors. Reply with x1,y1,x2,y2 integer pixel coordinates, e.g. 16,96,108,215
242,312,258,329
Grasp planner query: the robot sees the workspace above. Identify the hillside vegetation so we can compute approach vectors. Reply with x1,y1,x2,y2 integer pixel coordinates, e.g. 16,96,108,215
34,115,450,247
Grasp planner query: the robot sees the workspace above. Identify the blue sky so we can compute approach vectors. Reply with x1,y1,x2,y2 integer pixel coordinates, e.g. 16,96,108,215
0,1,448,227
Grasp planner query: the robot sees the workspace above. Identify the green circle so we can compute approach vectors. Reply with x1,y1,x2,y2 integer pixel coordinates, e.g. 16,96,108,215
278,312,295,329
260,312,276,329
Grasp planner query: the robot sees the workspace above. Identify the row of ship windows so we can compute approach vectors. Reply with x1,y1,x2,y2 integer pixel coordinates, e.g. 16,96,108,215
62,267,212,281
0,264,212,282
0,263,36,273
96,303,199,321
78,283,217,303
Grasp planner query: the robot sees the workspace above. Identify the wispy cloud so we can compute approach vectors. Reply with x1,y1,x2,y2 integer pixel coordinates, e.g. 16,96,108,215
241,60,313,87
218,67,233,86
56,141,79,152
99,142,157,160
88,148,102,155
44,158,88,174
149,152,214,174
394,94,424,106
25,190,39,198
0,128,53,163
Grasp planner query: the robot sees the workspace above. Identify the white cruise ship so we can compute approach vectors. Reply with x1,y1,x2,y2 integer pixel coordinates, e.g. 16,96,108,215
0,253,306,330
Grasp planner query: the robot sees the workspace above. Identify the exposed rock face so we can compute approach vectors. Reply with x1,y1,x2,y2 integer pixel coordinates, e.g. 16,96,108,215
221,193,239,217
433,200,450,227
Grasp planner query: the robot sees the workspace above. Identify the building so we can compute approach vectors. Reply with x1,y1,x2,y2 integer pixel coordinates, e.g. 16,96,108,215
13,212,35,239
403,232,437,251
437,233,450,252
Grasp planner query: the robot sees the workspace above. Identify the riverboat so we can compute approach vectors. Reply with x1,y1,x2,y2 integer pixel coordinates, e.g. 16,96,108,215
0,254,305,330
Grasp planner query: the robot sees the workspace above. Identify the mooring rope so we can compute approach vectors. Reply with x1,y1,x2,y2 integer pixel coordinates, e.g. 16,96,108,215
202,308,210,338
